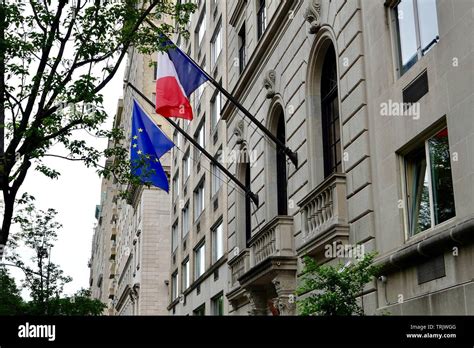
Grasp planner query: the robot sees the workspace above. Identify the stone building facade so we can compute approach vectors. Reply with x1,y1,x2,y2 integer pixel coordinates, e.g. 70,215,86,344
167,0,231,316
89,48,173,315
222,0,474,315
91,0,474,316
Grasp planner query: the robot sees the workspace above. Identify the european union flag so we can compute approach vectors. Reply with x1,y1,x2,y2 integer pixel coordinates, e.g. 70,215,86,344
131,100,174,192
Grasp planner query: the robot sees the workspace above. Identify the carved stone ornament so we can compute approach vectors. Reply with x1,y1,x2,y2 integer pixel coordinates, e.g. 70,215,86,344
304,0,322,34
233,120,247,149
263,70,277,99
245,289,267,316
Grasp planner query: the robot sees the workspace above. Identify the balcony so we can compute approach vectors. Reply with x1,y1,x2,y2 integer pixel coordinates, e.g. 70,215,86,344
109,260,116,276
249,216,295,267
229,249,250,288
227,216,297,315
110,241,117,256
110,224,117,241
297,173,349,258
237,216,296,287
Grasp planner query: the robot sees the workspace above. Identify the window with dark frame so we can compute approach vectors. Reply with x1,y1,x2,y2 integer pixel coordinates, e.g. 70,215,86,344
238,24,246,74
196,11,207,50
182,203,190,238
257,0,267,39
321,45,342,178
194,242,206,278
211,90,222,130
404,127,456,237
172,172,179,201
211,21,222,67
276,111,288,216
392,0,439,75
182,258,190,291
211,293,224,315
211,221,224,263
171,271,179,301
244,162,252,244
194,179,205,220
171,221,179,253
183,151,191,182
211,160,222,196
193,304,205,316
194,121,206,159
152,62,158,80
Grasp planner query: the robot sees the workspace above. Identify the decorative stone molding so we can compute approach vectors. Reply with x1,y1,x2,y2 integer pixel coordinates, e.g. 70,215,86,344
233,120,247,150
263,70,277,99
272,274,297,315
304,0,321,34
130,282,140,302
245,288,268,316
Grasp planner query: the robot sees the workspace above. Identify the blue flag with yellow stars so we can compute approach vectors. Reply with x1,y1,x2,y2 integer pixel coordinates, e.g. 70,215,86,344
131,100,174,192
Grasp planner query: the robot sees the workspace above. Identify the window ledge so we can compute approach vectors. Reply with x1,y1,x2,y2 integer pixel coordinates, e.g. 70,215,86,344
376,215,474,275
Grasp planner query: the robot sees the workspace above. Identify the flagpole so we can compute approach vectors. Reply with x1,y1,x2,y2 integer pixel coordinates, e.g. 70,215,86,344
125,81,259,207
146,20,298,168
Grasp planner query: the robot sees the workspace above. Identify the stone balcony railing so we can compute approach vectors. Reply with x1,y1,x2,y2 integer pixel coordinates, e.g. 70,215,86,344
228,216,294,288
229,249,250,287
109,260,116,276
111,241,117,256
298,173,348,246
111,224,117,241
249,216,295,267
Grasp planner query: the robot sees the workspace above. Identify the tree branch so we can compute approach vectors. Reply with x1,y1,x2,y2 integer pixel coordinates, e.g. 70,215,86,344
5,0,68,166
38,1,80,113
30,1,47,34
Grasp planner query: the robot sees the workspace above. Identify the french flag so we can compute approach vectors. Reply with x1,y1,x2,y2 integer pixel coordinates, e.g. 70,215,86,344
155,39,209,120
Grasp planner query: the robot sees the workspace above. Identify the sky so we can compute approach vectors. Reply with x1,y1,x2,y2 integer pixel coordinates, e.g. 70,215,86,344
10,61,127,297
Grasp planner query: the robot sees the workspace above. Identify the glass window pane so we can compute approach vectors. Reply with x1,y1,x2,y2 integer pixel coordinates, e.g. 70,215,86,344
212,223,223,262
198,14,206,44
182,260,189,290
417,0,439,54
395,0,418,72
428,128,456,225
213,295,224,315
195,244,205,278
407,150,432,235
199,244,205,276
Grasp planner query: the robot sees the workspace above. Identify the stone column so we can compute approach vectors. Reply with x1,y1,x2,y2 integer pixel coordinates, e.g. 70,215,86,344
272,272,297,315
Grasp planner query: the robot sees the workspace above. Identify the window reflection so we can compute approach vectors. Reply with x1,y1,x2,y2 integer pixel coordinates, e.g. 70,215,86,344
396,0,418,73
417,0,440,54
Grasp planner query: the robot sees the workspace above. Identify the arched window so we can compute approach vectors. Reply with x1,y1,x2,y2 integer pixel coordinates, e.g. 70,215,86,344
244,162,252,244
236,151,252,248
276,110,288,216
320,45,342,177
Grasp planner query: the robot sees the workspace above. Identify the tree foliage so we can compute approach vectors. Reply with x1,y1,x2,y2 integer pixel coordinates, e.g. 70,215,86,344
0,268,24,315
0,0,196,246
296,252,379,316
0,269,105,315
4,194,106,315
